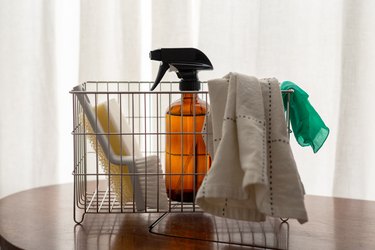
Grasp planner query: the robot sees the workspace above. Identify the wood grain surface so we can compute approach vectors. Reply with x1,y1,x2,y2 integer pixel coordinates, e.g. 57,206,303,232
1,183,375,250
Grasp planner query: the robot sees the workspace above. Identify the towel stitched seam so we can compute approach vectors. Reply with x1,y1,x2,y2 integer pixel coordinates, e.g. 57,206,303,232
269,138,289,144
223,115,265,125
267,79,274,216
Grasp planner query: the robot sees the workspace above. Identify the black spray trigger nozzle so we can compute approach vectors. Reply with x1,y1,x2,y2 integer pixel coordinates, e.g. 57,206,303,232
149,48,213,91
150,62,169,91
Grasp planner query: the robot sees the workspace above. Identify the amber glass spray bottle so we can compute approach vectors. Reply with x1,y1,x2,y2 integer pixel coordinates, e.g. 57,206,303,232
150,48,213,202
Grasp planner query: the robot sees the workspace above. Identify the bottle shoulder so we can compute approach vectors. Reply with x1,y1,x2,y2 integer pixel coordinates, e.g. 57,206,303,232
167,96,209,115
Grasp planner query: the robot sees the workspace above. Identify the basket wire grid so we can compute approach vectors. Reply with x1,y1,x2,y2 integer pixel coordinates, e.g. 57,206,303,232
71,81,293,249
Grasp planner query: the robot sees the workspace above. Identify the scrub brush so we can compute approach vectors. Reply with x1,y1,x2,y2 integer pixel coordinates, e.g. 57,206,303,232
75,86,168,210
82,110,134,205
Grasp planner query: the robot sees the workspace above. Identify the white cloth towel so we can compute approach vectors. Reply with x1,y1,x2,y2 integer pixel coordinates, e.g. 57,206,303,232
196,73,308,224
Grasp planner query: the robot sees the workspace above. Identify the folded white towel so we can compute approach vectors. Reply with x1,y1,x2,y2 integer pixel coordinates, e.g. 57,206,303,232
196,73,308,224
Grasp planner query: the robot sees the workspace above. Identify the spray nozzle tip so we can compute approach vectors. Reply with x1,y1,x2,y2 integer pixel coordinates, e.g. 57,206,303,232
149,50,161,61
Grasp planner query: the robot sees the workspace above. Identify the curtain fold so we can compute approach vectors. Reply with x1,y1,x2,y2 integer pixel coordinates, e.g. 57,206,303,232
334,0,375,199
0,0,58,198
1,0,375,200
79,0,143,81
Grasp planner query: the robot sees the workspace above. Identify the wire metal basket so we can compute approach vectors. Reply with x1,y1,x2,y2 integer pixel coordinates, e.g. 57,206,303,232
71,81,293,249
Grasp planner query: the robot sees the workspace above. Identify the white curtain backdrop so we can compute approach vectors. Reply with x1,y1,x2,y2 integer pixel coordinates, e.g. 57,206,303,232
0,1,59,197
1,0,374,200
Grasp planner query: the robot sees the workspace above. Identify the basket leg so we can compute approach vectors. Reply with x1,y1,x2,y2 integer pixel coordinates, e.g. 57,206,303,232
74,211,85,224
280,217,289,223
148,212,169,232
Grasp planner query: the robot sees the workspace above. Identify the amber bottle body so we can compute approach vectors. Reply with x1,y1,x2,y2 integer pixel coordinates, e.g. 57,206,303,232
165,93,211,202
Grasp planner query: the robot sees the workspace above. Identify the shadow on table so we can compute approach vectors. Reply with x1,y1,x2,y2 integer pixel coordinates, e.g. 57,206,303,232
74,213,289,250
149,213,289,249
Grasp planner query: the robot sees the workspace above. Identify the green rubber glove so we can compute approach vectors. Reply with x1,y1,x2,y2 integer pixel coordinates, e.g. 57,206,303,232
281,81,329,153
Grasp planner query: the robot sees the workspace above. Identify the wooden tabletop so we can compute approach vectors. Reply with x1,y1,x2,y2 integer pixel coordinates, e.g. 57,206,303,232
1,183,375,250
